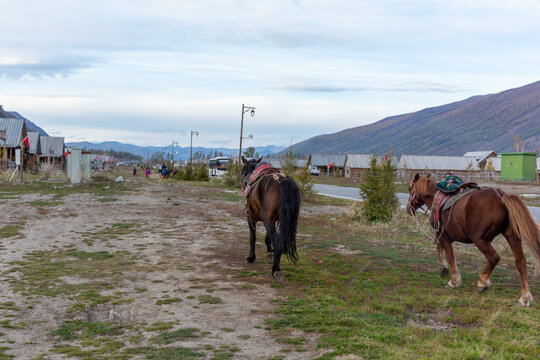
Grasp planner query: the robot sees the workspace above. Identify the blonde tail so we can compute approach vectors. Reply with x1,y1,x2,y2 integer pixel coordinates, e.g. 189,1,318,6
502,194,540,278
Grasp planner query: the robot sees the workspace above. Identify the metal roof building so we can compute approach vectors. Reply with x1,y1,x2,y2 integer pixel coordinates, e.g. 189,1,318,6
345,154,399,168
397,155,479,171
40,136,65,157
262,157,308,169
308,154,347,167
27,132,41,155
0,118,26,147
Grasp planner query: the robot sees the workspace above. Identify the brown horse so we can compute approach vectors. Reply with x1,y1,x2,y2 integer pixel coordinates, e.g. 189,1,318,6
241,157,301,282
406,174,540,306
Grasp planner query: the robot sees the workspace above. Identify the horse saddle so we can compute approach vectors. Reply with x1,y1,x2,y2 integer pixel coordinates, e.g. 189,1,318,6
242,162,281,197
431,175,481,228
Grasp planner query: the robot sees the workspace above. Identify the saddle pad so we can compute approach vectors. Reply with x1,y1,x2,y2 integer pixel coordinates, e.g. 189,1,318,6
441,187,480,213
435,175,464,194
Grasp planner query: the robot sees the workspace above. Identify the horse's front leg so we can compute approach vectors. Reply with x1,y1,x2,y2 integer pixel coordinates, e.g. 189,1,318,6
246,217,257,263
440,235,461,288
436,240,449,277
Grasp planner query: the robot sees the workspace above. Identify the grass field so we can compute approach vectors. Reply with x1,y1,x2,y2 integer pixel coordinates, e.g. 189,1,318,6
0,172,538,359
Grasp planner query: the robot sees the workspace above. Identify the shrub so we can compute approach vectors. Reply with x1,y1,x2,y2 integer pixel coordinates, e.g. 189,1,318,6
358,152,398,222
222,160,243,188
175,163,208,181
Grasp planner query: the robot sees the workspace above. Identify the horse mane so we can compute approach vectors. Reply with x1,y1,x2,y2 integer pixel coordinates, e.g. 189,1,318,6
415,176,434,196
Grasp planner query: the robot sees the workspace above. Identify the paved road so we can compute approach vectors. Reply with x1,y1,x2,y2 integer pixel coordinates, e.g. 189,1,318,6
313,183,540,224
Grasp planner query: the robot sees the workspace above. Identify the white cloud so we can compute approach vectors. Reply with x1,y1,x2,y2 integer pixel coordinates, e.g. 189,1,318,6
0,1,539,147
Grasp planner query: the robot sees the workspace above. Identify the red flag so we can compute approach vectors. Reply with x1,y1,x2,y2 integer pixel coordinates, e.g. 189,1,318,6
384,155,388,162
23,136,29,148
64,151,68,158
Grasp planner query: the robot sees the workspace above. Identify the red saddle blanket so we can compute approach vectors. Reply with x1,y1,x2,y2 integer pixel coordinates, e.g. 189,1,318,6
242,163,281,197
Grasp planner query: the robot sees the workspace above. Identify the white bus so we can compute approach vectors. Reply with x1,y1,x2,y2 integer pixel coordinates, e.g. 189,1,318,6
209,157,231,177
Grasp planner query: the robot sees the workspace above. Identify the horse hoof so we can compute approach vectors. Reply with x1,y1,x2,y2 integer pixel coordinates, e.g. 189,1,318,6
266,253,274,263
246,256,255,264
477,279,491,292
273,271,284,283
518,298,531,307
439,267,449,278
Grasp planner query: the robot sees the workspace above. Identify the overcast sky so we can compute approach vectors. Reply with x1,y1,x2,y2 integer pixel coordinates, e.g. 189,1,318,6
1,0,539,148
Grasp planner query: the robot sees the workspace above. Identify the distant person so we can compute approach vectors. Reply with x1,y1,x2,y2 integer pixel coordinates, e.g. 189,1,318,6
145,168,150,178
133,167,137,176
162,167,168,180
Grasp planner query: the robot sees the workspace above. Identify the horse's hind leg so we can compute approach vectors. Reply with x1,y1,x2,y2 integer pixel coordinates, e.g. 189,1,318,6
473,239,500,292
264,221,283,282
503,228,532,306
437,241,449,277
440,236,461,288
265,234,274,263
246,217,257,264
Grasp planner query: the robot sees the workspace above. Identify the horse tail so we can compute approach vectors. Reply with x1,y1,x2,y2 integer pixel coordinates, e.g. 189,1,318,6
278,177,301,264
502,194,540,277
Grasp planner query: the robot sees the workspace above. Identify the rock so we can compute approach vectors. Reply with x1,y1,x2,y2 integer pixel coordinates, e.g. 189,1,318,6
115,176,124,183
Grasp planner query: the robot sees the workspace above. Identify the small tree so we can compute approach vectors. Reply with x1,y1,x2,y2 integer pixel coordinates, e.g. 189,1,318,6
359,152,398,222
243,147,259,159
280,148,296,177
294,164,314,200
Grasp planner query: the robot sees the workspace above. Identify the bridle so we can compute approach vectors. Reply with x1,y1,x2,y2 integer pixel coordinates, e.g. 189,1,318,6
406,184,427,215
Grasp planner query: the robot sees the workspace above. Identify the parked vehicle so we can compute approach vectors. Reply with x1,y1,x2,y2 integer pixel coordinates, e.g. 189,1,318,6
310,166,320,176
209,156,230,177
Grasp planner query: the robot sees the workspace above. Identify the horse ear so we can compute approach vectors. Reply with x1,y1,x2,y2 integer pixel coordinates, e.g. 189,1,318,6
413,173,420,182
241,156,247,165
427,173,431,178
257,157,263,163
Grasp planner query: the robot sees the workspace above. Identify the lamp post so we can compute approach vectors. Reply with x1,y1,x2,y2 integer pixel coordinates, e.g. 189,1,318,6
190,131,199,164
171,141,178,163
238,104,255,163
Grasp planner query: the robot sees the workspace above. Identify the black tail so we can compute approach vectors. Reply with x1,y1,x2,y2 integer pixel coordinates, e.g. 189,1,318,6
278,177,301,264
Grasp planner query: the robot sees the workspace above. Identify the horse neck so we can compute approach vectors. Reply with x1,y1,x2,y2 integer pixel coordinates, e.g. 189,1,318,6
421,180,437,208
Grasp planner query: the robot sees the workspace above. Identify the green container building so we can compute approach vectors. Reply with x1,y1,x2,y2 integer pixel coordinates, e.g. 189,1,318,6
500,152,538,181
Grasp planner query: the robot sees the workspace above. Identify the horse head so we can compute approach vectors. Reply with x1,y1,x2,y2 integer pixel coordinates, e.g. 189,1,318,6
406,173,435,215
241,156,263,182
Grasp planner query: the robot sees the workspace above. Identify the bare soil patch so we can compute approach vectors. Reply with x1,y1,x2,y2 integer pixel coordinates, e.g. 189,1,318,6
0,179,321,359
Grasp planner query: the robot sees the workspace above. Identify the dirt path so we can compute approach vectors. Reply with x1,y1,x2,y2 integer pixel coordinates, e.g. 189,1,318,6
0,180,323,359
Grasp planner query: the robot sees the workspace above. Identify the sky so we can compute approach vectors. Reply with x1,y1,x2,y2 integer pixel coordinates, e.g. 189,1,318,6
1,0,539,148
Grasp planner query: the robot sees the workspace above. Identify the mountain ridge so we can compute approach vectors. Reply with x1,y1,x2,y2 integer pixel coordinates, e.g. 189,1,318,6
288,81,540,156
65,141,285,160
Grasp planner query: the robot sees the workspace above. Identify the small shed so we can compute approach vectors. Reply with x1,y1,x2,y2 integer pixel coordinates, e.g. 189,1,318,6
308,154,346,176
500,152,537,181
40,136,65,169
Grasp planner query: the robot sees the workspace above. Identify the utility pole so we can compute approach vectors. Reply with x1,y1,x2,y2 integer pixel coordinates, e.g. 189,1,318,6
190,131,199,164
238,104,255,163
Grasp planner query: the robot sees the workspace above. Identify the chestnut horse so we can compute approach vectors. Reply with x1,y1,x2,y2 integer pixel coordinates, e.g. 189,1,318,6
241,157,301,282
406,174,540,306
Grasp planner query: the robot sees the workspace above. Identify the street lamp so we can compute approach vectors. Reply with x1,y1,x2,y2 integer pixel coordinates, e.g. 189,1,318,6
238,104,255,163
190,131,199,164
171,141,179,163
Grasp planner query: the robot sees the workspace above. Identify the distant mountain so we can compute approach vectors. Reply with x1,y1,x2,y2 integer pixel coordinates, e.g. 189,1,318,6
288,81,540,156
65,141,285,160
0,106,49,136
